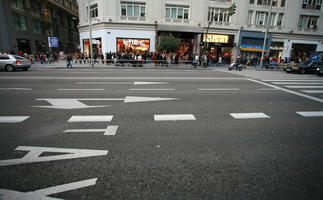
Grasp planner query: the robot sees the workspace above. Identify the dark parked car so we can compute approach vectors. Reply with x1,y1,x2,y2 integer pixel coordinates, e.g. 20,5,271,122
284,60,320,74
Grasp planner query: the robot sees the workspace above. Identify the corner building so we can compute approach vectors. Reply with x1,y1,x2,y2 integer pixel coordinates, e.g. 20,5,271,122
78,0,323,60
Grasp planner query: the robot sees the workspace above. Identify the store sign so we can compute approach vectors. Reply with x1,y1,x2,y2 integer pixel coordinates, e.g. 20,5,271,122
240,44,267,52
48,37,59,48
118,39,149,46
203,34,229,43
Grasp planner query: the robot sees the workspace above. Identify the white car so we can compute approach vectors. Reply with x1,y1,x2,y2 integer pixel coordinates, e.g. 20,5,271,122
0,54,31,72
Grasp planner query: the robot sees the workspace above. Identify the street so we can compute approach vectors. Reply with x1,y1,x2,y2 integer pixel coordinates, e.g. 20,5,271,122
0,67,323,200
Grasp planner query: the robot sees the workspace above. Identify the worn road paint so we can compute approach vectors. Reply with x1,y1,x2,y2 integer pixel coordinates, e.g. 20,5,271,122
0,116,30,123
0,146,108,166
0,178,97,200
68,115,113,122
230,113,270,119
154,114,196,121
104,126,119,135
296,111,323,117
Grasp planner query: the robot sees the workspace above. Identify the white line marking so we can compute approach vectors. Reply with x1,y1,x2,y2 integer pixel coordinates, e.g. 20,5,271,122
64,129,106,133
77,82,132,84
272,82,323,85
154,114,196,121
296,111,323,117
0,146,108,166
198,88,240,91
263,79,323,82
256,88,279,91
285,86,323,89
134,81,170,85
0,116,30,123
0,178,97,200
230,113,270,119
104,125,118,136
58,89,105,91
301,90,323,94
129,88,175,91
68,115,113,122
247,78,323,103
0,88,32,90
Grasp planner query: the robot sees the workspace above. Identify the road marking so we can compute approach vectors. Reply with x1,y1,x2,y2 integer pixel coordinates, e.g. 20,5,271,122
104,125,118,135
296,111,323,117
247,78,323,103
285,86,323,89
0,146,108,166
134,82,170,85
256,88,279,91
34,96,179,109
68,115,113,122
262,79,323,82
230,112,270,119
0,116,30,123
301,90,323,94
0,88,32,90
154,114,196,121
0,178,97,200
58,89,105,91
77,81,169,85
272,82,323,85
129,88,175,91
197,88,240,91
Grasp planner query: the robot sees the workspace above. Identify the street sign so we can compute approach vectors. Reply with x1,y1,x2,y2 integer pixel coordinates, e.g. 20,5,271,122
48,37,59,48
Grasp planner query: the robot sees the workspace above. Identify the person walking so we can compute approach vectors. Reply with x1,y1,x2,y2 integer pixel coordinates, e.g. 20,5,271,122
66,54,73,68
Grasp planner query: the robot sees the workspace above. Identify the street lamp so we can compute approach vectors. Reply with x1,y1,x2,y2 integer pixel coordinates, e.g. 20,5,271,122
88,0,94,68
260,0,273,67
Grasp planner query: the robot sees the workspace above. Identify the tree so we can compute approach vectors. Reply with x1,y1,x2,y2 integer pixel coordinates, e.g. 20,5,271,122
158,34,181,53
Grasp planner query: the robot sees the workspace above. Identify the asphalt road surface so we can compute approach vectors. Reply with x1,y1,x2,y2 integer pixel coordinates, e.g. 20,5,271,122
0,67,323,200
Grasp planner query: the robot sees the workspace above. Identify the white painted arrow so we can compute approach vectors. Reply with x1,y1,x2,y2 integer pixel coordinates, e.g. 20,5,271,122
0,178,97,200
33,96,178,109
0,146,108,166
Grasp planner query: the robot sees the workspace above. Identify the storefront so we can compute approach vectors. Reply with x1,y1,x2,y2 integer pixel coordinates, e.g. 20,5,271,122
202,34,235,57
281,39,322,62
238,31,272,59
17,39,31,54
270,42,284,59
116,38,150,53
83,37,102,56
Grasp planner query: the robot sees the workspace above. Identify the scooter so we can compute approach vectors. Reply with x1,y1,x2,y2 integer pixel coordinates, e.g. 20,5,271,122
228,61,243,71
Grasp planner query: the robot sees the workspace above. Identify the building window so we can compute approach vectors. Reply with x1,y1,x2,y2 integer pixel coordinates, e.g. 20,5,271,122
121,2,146,17
11,0,24,9
277,13,284,26
298,15,319,28
255,11,268,25
268,13,276,26
257,0,277,6
208,7,230,22
166,5,189,20
32,19,44,34
12,12,27,31
249,0,255,4
281,0,286,7
90,3,98,18
248,11,253,24
31,2,41,17
302,0,322,9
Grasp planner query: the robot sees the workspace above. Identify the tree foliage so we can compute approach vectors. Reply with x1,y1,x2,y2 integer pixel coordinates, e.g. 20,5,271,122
158,34,181,53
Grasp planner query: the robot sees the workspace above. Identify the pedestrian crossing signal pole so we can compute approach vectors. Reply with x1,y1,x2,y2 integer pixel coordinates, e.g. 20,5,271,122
88,0,94,68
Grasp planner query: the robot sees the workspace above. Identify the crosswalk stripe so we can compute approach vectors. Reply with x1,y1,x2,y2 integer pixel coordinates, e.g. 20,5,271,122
301,90,323,94
68,116,113,122
0,116,30,123
104,126,118,136
154,114,196,121
285,86,323,89
263,80,323,82
296,111,323,117
197,88,240,91
272,82,323,85
230,112,270,119
64,129,106,133
256,88,279,91
0,88,32,90
129,88,175,91
58,89,105,91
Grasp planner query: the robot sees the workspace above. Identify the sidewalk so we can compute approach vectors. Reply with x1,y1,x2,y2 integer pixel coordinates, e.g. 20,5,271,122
31,61,221,70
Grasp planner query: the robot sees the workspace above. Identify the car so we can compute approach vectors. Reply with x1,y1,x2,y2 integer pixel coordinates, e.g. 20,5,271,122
284,60,320,74
316,62,323,76
0,54,31,72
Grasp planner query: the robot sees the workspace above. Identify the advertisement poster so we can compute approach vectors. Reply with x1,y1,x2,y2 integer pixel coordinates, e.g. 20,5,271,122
177,39,193,54
48,37,59,48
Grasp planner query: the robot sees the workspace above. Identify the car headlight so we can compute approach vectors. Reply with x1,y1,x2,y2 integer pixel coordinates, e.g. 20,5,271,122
317,68,320,71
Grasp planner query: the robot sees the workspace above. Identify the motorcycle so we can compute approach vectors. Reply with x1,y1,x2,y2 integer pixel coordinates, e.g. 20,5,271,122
228,61,243,71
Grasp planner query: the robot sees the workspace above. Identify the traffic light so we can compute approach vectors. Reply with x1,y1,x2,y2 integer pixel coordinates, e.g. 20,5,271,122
229,3,236,15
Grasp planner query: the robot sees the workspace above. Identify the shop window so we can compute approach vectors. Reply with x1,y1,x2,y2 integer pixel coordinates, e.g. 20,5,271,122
11,0,24,9
12,12,27,31
121,2,146,17
116,38,149,53
208,7,230,23
32,19,44,34
298,15,319,28
166,5,189,20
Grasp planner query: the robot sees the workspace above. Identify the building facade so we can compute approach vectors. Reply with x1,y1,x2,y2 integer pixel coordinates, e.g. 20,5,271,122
77,0,323,61
0,0,80,55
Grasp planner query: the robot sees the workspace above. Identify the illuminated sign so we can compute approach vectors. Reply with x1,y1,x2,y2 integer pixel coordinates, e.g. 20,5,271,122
203,34,229,43
117,39,150,46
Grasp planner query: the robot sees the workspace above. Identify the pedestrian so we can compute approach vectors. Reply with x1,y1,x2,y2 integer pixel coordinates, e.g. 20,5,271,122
66,54,73,68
